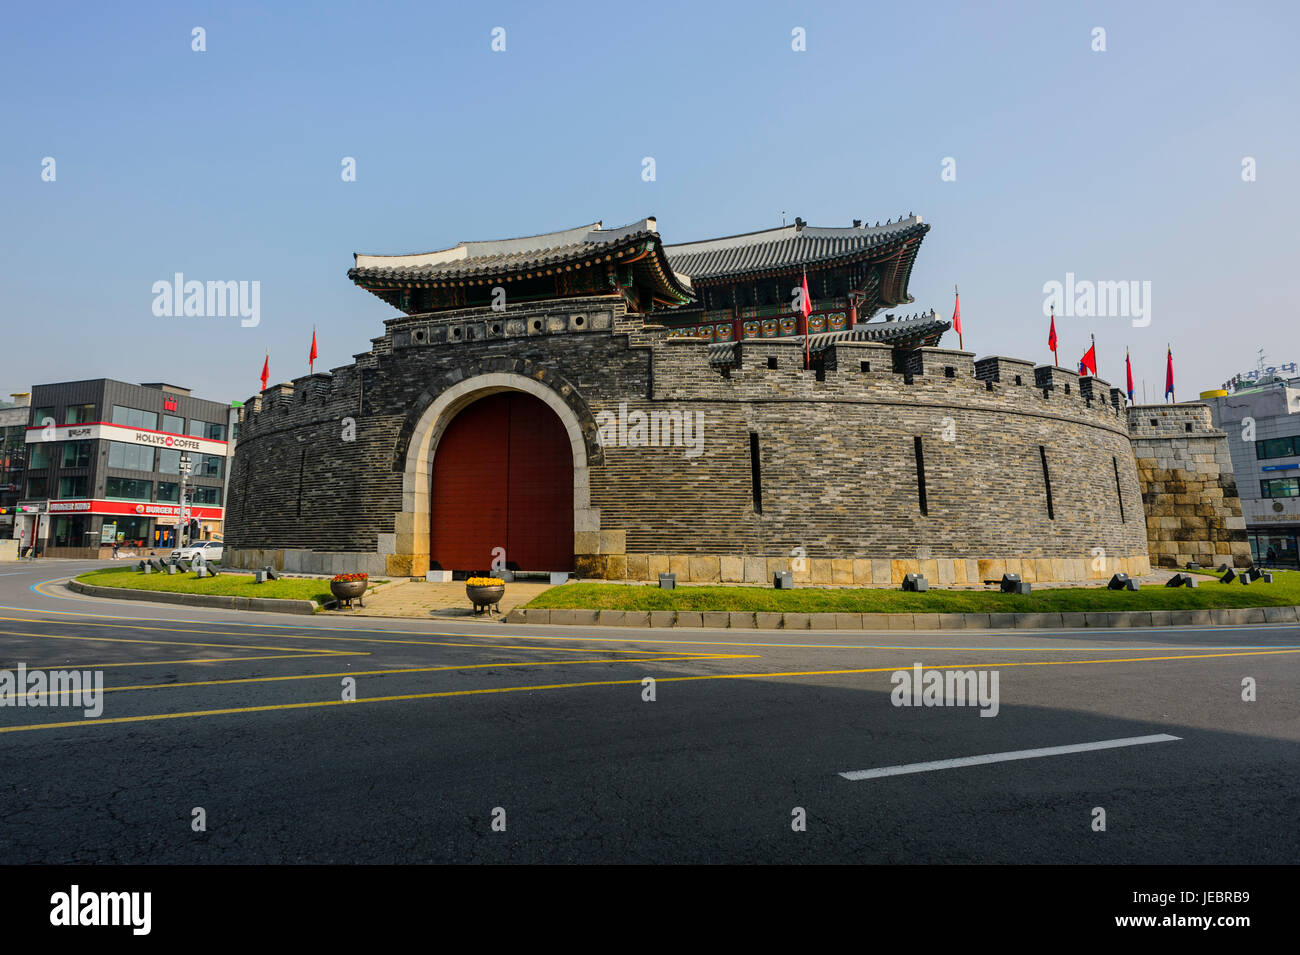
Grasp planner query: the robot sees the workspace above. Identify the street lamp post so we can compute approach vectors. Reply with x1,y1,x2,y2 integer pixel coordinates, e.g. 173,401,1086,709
178,452,192,549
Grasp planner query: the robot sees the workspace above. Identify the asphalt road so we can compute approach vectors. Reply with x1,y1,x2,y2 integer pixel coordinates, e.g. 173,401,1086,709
0,559,1296,864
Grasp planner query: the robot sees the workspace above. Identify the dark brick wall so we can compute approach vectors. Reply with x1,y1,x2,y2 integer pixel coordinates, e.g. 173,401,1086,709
225,294,1153,576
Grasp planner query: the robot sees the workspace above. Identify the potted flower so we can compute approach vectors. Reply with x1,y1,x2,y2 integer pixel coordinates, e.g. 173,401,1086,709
466,576,505,614
330,572,369,608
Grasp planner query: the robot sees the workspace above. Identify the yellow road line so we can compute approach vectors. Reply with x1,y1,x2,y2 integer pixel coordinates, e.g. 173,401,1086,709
18,653,372,670
2,647,1294,735
0,628,352,655
0,615,719,656
51,654,739,694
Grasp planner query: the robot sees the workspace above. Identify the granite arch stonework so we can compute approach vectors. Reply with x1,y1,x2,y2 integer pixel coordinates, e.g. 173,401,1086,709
395,371,599,577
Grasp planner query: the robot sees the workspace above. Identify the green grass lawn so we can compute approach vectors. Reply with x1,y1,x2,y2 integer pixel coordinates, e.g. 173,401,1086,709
524,569,1300,614
76,566,385,605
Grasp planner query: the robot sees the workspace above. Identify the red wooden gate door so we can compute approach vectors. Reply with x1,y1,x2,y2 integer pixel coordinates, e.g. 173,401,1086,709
429,392,574,571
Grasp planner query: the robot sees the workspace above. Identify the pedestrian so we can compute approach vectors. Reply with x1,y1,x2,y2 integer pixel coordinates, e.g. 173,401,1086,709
112,540,119,560
1266,545,1276,566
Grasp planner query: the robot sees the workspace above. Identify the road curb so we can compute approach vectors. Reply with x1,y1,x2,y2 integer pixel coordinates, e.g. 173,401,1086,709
503,604,1300,630
67,579,320,615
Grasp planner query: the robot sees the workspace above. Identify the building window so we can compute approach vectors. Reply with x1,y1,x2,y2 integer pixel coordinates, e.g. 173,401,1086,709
107,441,156,472
162,414,185,435
188,419,225,441
158,449,181,474
195,454,224,478
190,485,222,506
64,403,96,424
749,433,763,514
1257,436,1298,460
1260,477,1300,498
105,476,152,500
61,440,94,468
111,406,159,430
31,406,55,426
57,475,89,498
28,443,51,469
26,476,48,498
156,481,179,503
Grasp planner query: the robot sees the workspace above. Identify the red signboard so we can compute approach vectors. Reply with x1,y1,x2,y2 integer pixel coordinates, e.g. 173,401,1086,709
45,499,224,520
163,396,178,412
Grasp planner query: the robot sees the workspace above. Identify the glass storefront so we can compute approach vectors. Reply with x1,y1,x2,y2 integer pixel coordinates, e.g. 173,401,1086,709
51,515,91,547
112,515,152,547
1250,531,1299,568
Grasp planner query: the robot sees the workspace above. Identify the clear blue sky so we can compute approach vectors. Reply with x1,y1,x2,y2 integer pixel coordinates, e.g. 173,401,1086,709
2,0,1296,403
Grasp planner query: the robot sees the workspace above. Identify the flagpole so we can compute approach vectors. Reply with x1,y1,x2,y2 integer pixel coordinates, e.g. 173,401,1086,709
954,284,962,351
1167,342,1174,403
1050,307,1058,367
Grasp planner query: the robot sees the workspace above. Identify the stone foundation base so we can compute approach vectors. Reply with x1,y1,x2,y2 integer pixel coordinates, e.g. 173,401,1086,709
226,547,387,576
576,553,1153,584
230,547,1153,584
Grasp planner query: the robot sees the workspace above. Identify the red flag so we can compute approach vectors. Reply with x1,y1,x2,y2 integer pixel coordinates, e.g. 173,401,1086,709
1079,342,1097,377
1047,310,1058,360
309,328,318,374
1125,349,1135,402
1165,346,1175,402
951,286,963,350
260,354,269,392
801,271,812,369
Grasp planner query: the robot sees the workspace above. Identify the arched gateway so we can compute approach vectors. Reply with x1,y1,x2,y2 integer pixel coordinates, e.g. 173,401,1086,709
430,391,573,571
398,373,596,577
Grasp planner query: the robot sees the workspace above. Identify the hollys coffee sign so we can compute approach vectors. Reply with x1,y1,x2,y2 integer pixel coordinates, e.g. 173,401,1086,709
131,430,202,452
24,422,226,457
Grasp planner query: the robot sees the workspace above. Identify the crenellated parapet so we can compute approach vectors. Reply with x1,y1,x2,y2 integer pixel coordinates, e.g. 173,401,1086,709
647,334,1131,436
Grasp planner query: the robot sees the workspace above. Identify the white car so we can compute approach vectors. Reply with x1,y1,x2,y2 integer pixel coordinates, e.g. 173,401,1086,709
169,541,224,563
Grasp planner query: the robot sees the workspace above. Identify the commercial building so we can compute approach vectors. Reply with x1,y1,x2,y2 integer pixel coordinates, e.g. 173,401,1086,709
15,380,235,557
1202,373,1300,567
223,215,1249,579
0,393,31,540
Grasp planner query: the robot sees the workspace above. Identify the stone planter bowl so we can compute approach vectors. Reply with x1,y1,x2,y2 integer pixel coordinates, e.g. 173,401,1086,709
466,583,505,613
330,578,368,607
